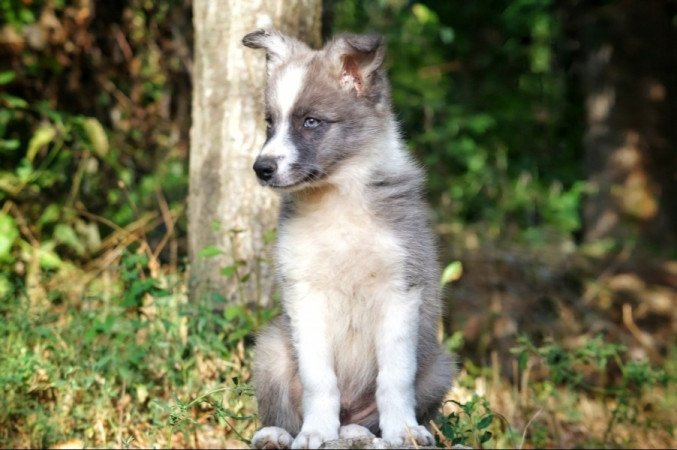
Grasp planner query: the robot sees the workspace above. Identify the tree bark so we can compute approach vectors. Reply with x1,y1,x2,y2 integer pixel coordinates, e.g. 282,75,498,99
575,0,677,246
189,0,321,303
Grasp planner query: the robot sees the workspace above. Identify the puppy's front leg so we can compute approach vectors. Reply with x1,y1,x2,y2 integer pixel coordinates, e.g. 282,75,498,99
288,284,340,449
376,288,434,447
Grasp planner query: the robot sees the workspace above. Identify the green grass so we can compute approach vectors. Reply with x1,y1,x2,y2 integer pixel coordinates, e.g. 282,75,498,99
0,251,674,448
0,252,261,448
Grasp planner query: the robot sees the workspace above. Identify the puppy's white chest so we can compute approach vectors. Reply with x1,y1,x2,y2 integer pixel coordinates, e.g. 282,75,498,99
278,196,403,295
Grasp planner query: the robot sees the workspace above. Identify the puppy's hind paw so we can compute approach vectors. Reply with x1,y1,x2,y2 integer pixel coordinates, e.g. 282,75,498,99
252,426,294,449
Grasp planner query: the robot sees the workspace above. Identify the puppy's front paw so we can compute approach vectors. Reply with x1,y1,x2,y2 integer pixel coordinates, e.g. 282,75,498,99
252,426,294,449
291,428,338,449
382,424,434,447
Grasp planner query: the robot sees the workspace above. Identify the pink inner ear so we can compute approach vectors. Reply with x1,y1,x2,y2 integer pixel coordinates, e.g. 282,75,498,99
340,56,364,96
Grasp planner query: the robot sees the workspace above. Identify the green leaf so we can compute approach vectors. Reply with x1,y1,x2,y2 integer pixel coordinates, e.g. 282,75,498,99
0,139,20,151
227,327,250,343
518,351,529,372
16,158,33,181
467,114,495,134
220,265,236,277
477,413,494,429
37,204,61,228
445,330,465,353
412,3,436,24
0,71,16,85
198,245,222,258
150,286,171,298
224,305,244,321
440,260,463,285
480,430,492,444
54,223,86,255
0,212,19,262
1,93,28,108
0,171,23,196
0,274,11,297
122,279,157,307
27,125,56,162
82,117,109,157
39,245,63,269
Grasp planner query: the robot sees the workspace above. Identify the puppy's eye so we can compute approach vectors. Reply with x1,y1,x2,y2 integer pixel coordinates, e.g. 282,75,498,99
303,117,321,129
265,115,273,128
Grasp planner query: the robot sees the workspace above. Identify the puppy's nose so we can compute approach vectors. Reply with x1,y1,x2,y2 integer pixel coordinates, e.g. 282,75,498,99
253,157,278,182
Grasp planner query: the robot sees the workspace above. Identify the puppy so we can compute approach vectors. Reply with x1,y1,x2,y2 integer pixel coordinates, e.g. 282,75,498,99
242,29,455,449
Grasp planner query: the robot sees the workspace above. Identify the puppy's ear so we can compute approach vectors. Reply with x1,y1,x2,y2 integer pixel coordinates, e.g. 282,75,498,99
242,29,310,75
328,34,386,98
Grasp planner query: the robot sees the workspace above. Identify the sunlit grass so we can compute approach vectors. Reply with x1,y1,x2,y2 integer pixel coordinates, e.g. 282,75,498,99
0,253,259,448
1,251,673,448
437,343,674,449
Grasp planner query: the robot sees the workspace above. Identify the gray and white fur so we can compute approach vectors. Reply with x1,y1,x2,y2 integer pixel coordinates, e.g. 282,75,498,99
242,29,455,449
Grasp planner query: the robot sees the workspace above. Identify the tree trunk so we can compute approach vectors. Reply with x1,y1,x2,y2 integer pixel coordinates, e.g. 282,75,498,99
189,0,321,304
576,0,677,246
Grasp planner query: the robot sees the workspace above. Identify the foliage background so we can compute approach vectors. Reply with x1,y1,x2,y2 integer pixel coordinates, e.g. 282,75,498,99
0,0,674,448
332,0,586,238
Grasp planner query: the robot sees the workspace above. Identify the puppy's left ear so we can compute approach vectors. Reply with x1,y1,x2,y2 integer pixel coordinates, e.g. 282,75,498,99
329,34,386,98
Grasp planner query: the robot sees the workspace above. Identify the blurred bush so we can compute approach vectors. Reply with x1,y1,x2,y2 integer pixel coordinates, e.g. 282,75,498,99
1,0,593,287
0,0,191,295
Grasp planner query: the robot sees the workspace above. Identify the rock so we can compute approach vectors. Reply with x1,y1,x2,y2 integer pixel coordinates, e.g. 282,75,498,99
317,437,472,449
319,437,389,449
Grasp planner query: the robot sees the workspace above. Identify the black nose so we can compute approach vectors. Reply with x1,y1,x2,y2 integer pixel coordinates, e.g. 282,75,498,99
253,157,278,181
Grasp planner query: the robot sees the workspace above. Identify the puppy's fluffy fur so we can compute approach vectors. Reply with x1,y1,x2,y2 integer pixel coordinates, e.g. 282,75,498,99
243,29,455,449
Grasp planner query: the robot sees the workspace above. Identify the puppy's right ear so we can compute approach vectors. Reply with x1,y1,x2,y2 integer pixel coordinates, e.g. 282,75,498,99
242,29,309,75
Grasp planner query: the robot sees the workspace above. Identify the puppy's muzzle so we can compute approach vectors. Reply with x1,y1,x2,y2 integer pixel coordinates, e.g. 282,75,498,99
253,157,278,182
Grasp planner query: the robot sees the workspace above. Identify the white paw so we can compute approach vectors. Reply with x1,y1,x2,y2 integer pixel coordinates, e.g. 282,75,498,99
382,424,434,447
291,428,338,449
339,424,375,439
252,426,294,449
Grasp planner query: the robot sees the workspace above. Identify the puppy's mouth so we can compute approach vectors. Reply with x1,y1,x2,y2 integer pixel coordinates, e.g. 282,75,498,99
265,167,324,191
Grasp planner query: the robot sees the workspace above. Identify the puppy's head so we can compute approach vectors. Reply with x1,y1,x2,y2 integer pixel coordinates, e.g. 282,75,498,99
243,29,390,191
